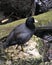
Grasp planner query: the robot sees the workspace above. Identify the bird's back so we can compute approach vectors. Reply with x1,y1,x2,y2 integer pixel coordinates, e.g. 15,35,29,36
14,23,34,43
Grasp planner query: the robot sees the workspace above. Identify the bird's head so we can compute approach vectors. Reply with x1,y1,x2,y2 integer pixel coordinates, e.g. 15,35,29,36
26,17,38,30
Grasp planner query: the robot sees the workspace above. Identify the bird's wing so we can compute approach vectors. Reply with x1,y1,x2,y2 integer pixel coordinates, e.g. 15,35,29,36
14,23,32,35
13,23,33,42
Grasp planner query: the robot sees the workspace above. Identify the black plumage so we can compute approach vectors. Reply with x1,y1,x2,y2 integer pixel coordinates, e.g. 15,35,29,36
4,17,35,50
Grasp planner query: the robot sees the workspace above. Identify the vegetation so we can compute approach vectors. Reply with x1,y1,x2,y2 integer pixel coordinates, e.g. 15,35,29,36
0,10,52,39
0,10,52,65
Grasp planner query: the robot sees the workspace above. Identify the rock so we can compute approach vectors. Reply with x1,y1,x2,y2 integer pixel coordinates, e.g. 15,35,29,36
6,60,12,65
4,37,42,61
0,60,5,65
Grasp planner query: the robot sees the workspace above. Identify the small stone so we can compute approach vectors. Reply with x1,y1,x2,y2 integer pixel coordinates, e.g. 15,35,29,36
6,60,12,65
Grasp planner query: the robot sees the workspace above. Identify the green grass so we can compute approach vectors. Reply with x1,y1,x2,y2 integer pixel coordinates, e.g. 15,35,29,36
0,10,52,39
0,19,26,38
34,10,52,26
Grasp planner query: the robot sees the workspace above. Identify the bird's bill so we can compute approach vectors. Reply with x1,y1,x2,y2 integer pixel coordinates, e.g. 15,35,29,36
35,19,38,23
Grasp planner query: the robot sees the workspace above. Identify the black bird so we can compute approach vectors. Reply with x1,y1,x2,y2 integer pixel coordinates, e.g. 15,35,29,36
3,17,36,51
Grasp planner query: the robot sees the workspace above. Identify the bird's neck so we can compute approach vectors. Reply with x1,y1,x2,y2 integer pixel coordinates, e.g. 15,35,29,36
26,22,35,31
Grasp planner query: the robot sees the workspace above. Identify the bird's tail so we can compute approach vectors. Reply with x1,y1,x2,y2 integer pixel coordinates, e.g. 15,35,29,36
0,35,8,49
0,35,8,43
0,42,6,49
3,42,8,49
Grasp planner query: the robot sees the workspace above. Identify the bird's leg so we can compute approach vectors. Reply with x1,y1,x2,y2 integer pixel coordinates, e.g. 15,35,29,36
21,44,24,52
16,45,18,49
16,44,24,51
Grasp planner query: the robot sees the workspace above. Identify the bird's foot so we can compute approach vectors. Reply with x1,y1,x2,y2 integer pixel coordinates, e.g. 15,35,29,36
16,45,24,52
21,45,24,52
